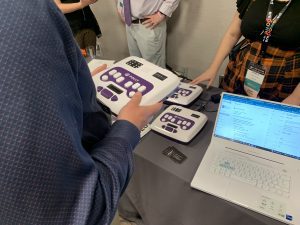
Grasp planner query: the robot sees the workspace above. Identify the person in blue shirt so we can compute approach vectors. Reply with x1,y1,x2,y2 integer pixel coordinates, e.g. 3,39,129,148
0,0,161,224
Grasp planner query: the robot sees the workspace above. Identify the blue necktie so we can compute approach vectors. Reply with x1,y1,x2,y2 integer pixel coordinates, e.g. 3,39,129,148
123,0,132,26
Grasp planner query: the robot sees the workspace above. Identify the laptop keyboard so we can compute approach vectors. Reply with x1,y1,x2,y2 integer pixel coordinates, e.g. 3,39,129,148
210,155,291,198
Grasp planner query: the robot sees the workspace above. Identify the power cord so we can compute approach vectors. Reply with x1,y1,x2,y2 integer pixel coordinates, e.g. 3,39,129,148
166,64,191,81
194,98,219,113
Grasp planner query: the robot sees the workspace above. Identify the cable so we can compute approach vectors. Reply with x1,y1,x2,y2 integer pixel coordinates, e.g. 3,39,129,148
194,98,218,113
166,64,191,81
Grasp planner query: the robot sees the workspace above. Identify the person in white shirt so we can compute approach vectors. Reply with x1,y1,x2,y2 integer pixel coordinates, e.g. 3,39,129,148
117,0,180,68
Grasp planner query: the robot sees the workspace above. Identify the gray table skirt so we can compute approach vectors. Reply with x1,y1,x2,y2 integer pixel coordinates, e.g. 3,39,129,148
119,87,284,225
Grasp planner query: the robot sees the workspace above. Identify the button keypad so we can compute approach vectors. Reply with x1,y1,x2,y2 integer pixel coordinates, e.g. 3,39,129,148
95,66,154,102
160,113,195,132
170,88,192,99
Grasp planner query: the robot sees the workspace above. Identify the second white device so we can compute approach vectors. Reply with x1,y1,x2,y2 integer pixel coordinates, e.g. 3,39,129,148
165,82,203,105
92,56,180,115
151,105,208,143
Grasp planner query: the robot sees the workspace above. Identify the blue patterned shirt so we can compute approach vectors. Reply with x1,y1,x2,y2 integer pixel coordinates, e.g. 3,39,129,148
0,1,139,224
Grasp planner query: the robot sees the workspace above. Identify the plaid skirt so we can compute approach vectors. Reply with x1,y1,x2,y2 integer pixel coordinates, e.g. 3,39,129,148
220,40,300,102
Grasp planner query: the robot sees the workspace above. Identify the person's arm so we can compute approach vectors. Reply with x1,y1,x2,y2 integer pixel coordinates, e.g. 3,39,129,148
190,12,242,87
282,83,300,105
77,54,162,223
54,0,97,14
159,0,180,17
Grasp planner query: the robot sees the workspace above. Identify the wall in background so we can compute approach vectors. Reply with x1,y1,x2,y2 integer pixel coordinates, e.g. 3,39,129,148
91,0,236,86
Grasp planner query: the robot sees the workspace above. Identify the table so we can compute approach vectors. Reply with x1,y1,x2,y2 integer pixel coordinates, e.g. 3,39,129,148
118,87,285,225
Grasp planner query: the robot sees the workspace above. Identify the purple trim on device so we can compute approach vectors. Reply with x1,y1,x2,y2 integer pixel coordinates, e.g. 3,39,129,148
99,67,154,98
160,113,195,133
170,88,192,99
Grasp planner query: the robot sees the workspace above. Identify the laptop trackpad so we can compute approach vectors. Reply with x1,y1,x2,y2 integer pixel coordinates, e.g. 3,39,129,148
227,182,287,220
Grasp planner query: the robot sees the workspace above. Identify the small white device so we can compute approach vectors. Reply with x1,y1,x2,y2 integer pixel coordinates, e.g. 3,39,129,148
151,105,208,143
92,56,180,115
165,82,203,106
140,124,151,138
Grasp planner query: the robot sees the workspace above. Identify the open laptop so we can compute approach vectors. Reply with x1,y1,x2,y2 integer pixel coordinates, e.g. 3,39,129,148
191,92,300,224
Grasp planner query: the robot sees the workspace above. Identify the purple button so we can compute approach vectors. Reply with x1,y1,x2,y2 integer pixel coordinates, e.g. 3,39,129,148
111,95,118,102
165,126,173,132
173,129,178,133
97,86,103,92
101,89,113,99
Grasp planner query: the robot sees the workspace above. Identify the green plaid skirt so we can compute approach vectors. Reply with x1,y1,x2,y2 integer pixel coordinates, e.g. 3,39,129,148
221,40,300,102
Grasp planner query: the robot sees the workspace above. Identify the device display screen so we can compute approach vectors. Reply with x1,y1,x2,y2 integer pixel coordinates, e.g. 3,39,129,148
191,114,200,118
168,123,178,129
108,84,123,94
153,72,167,81
214,94,300,160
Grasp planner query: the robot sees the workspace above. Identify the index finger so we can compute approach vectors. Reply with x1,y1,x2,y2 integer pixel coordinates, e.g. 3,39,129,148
144,102,163,117
91,64,107,76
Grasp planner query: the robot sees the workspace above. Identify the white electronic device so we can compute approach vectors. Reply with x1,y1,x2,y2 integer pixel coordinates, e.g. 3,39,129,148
92,56,180,115
88,59,115,72
191,93,300,225
165,82,203,106
151,105,208,143
140,124,151,138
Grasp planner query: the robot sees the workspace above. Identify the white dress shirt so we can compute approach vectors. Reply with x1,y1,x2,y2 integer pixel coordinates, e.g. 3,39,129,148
117,0,180,18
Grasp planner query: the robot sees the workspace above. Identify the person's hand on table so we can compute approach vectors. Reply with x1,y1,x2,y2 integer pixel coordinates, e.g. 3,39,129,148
282,83,300,106
190,68,218,88
118,92,163,130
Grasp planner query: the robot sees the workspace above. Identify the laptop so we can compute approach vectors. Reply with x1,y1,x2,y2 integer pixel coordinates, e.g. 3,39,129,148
191,92,300,224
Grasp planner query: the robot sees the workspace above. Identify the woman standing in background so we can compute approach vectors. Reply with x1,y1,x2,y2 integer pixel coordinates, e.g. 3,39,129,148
55,0,101,50
191,0,300,103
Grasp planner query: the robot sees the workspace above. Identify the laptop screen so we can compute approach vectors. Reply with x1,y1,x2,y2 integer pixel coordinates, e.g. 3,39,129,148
214,93,300,160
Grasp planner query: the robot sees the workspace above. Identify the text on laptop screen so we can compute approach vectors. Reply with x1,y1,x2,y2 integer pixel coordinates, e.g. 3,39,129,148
214,93,300,160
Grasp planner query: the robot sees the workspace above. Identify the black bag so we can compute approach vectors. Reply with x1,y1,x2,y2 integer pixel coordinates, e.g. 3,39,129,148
228,38,249,61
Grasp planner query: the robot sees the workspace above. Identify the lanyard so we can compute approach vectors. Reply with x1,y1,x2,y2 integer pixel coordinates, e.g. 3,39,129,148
259,0,292,62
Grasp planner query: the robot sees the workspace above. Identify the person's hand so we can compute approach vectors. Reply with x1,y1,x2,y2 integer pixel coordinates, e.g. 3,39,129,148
117,9,125,23
91,64,107,76
282,84,300,106
190,68,217,88
142,12,166,29
118,92,163,130
80,0,97,8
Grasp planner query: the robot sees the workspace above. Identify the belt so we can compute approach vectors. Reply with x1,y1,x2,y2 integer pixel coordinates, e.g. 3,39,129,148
131,18,148,24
